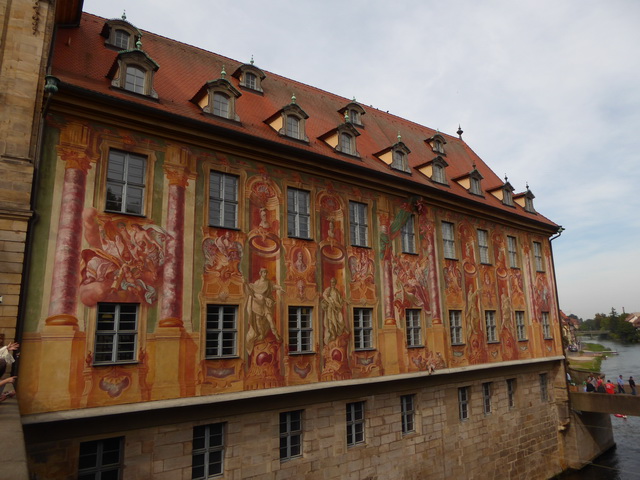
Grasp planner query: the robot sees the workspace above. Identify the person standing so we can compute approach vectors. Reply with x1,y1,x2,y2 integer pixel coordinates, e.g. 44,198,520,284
629,376,636,395
617,375,626,394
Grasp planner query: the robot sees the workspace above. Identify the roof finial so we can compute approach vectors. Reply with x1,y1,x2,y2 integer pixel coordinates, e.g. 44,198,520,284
457,124,463,139
504,175,509,183
221,65,226,79
135,38,142,50
122,10,126,20
291,93,296,104
397,131,402,143
250,55,255,65
352,96,357,103
526,181,530,190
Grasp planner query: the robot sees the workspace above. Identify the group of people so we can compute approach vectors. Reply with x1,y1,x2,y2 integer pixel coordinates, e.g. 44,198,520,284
584,374,636,395
0,342,18,402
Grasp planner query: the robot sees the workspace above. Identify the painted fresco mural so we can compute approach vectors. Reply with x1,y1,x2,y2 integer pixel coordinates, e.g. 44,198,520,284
18,115,562,414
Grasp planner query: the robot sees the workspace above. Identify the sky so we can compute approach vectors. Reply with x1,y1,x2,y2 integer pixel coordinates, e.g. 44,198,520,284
82,0,640,320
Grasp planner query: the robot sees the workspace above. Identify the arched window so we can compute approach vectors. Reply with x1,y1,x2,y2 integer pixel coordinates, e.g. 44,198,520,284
245,72,258,90
432,163,446,184
341,133,354,155
213,93,230,118
125,66,146,94
113,29,131,50
349,109,360,125
391,150,408,173
286,115,300,139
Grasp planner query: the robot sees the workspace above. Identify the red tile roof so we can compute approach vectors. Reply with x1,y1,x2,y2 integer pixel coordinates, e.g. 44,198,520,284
52,13,558,229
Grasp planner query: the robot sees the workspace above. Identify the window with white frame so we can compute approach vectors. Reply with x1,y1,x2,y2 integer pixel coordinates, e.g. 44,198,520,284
287,188,310,238
442,221,456,259
401,215,416,254
213,92,230,118
507,235,518,268
533,241,544,271
391,149,410,173
458,386,470,420
515,311,527,340
285,115,300,139
482,382,492,415
340,132,356,155
485,310,497,343
507,378,516,409
401,394,416,435
113,29,131,50
353,308,373,350
205,305,237,358
288,306,313,354
432,162,447,184
405,309,422,347
280,410,303,461
124,65,146,94
78,437,123,480
470,175,482,195
192,423,224,479
539,373,549,401
405,310,422,346
106,150,146,215
542,311,551,339
95,303,138,364
449,310,463,345
209,171,238,228
349,201,368,247
477,229,490,264
346,401,365,446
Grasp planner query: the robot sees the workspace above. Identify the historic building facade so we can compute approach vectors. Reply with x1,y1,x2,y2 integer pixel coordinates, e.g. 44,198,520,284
16,10,582,480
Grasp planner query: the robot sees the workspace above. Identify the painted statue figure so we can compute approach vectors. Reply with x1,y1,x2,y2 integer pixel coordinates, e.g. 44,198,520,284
244,268,283,353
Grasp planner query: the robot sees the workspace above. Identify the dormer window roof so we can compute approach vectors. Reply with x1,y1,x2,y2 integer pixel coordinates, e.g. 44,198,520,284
417,156,449,185
454,167,484,196
514,186,536,213
107,39,159,98
265,95,309,142
426,134,447,155
488,177,515,206
232,60,266,93
101,17,142,51
320,115,361,157
338,101,366,127
374,134,411,174
191,67,242,121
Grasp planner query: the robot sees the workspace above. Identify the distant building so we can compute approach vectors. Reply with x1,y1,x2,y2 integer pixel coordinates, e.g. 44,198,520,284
625,312,640,328
6,6,600,480
560,311,579,345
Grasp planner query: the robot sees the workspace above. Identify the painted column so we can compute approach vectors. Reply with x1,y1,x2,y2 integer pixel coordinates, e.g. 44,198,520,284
158,164,188,327
46,122,93,327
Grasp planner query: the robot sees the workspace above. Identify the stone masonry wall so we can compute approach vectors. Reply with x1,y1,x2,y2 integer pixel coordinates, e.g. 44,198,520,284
25,366,566,480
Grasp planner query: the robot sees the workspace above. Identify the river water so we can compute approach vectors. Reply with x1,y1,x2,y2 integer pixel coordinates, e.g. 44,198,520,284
557,338,640,479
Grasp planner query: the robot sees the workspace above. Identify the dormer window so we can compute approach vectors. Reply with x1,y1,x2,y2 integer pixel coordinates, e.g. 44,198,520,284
286,115,300,138
125,65,145,94
191,72,242,121
488,178,516,207
213,92,230,118
232,62,266,93
503,187,514,206
375,136,411,173
470,176,482,195
417,156,448,184
515,186,536,213
101,17,142,51
265,98,309,142
426,134,447,155
339,102,366,127
340,132,355,155
107,43,160,99
113,29,131,50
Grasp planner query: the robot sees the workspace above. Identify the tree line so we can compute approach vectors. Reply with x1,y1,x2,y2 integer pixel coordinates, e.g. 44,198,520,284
578,308,640,343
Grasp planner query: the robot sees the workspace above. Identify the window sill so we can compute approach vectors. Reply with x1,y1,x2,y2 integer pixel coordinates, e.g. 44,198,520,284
407,345,425,349
288,351,315,356
205,356,240,360
93,361,139,367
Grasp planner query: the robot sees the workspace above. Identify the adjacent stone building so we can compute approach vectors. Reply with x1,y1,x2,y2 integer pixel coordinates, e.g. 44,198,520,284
8,7,596,480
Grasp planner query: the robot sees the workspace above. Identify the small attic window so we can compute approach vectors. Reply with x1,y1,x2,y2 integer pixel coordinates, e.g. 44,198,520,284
432,162,446,184
470,176,482,195
392,150,408,172
101,17,141,51
232,62,266,93
108,45,159,99
376,136,411,174
340,132,355,155
267,99,309,142
191,71,242,121
426,134,447,155
113,30,131,49
503,188,514,206
339,102,365,127
286,115,300,138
